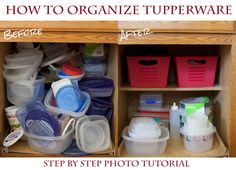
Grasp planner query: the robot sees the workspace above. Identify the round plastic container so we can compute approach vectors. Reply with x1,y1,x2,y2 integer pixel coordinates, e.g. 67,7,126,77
75,115,111,153
180,121,216,153
44,90,91,118
122,126,169,155
25,126,74,154
128,117,161,139
6,77,45,106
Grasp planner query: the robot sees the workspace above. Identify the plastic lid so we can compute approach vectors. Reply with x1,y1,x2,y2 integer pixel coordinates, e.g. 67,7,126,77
62,64,83,76
3,129,24,147
51,78,72,96
41,54,68,67
25,109,60,136
56,86,84,112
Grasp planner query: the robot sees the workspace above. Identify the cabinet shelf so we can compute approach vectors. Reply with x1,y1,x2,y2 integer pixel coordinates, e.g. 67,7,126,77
120,84,222,92
2,141,114,157
119,133,227,157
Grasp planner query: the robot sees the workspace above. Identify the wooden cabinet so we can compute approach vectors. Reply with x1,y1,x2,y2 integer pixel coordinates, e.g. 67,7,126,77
0,21,235,157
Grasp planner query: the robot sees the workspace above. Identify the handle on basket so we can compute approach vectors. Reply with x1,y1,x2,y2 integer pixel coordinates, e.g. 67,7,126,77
139,60,158,66
188,60,206,65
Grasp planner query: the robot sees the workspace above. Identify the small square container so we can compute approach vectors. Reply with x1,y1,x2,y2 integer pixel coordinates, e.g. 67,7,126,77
6,77,45,106
140,93,163,109
83,63,106,77
75,115,111,153
122,126,169,155
79,77,114,97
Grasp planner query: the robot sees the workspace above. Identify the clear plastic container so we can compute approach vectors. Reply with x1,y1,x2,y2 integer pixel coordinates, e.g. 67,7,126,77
75,115,111,153
122,126,169,155
44,90,91,118
139,93,163,109
3,56,42,82
78,77,114,97
4,50,43,66
25,126,74,154
6,77,45,106
83,63,106,77
180,123,216,153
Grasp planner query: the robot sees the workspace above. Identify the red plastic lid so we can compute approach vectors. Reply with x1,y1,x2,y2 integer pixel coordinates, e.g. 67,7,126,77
62,64,83,76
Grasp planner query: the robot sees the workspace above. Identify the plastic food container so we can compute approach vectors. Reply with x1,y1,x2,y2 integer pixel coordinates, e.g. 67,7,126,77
79,77,114,97
180,123,216,153
75,115,111,153
25,125,74,154
139,93,163,109
83,63,106,77
180,115,216,153
128,117,161,139
44,90,91,118
81,44,108,59
42,43,69,59
6,77,45,106
57,71,85,81
4,50,43,66
179,97,211,117
122,126,169,155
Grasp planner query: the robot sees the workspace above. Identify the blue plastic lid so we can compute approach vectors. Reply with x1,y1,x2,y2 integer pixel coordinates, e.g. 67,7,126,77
79,77,113,90
56,86,85,112
25,109,60,136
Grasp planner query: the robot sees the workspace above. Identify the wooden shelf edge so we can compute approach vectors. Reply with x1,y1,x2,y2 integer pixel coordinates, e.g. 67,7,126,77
1,140,114,157
118,132,227,157
119,84,222,92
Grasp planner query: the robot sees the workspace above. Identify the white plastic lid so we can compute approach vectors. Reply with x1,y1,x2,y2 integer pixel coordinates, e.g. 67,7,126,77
3,129,24,147
51,78,72,96
180,122,216,136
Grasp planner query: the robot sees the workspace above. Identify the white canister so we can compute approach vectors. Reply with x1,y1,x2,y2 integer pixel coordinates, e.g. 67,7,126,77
5,106,21,131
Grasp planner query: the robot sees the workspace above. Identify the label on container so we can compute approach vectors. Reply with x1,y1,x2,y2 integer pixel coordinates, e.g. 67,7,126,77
7,115,21,130
185,103,204,116
85,44,104,57
185,134,213,142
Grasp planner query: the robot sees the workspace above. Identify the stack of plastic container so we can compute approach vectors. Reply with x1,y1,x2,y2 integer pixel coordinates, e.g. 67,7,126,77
16,100,75,154
79,77,114,122
3,50,45,106
178,96,216,152
82,44,108,77
122,117,169,155
133,93,170,127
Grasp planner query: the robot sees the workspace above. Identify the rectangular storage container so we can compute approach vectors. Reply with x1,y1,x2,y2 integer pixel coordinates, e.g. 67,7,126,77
175,56,218,87
139,93,163,109
127,56,170,88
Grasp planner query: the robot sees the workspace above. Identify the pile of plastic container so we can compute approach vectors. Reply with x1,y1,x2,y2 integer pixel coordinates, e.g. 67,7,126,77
3,49,45,106
133,93,170,127
122,117,169,155
2,43,113,155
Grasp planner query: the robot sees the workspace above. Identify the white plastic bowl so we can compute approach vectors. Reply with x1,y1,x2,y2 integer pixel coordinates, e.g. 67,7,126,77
128,117,161,139
122,126,169,155
25,126,74,154
180,123,216,153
